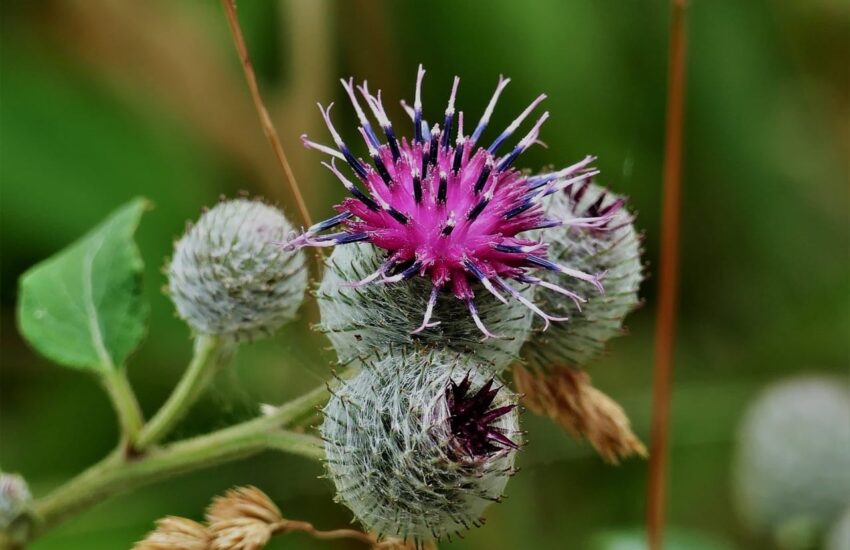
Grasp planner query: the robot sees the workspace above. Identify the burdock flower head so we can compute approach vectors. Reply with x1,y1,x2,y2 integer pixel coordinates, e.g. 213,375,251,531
286,66,620,338
321,350,521,541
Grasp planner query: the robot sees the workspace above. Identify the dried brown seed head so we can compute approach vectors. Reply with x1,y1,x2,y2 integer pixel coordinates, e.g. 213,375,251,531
514,365,646,463
133,516,210,550
209,518,272,550
205,486,282,526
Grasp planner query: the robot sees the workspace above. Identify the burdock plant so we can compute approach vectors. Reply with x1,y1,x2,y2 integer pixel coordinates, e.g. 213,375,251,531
6,38,644,550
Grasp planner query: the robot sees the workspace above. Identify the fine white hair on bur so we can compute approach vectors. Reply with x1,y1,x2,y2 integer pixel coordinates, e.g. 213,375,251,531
168,199,307,341
320,349,522,543
316,243,536,372
733,375,850,540
521,181,643,369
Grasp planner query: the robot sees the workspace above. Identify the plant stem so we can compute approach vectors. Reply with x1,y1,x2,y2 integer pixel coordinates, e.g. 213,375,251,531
136,335,234,450
647,1,688,549
33,428,323,535
220,0,327,273
101,368,145,446
28,371,347,541
220,0,312,230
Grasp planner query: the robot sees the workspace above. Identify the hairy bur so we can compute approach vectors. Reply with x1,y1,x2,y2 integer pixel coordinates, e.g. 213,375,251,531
522,181,643,370
733,376,850,545
321,350,521,542
168,199,307,341
287,66,619,341
317,243,533,371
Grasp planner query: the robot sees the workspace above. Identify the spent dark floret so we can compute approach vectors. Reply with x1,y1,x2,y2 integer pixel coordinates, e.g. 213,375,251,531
446,374,518,458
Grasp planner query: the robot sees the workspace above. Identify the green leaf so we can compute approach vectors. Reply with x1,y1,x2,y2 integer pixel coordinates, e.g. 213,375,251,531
17,198,151,372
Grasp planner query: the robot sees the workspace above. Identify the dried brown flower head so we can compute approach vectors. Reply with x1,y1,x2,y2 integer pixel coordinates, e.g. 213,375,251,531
205,486,282,550
205,486,282,525
133,516,210,550
209,517,272,550
514,365,646,463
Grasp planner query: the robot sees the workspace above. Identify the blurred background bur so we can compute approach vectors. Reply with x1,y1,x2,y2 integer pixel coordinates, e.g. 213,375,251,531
0,0,847,549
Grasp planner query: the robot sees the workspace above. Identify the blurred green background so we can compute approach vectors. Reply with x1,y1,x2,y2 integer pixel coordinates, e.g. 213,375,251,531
1,1,847,549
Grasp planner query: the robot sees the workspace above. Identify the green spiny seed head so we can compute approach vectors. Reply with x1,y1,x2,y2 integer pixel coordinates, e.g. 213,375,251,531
321,350,521,542
316,243,535,371
168,199,307,341
521,182,642,369
733,376,850,544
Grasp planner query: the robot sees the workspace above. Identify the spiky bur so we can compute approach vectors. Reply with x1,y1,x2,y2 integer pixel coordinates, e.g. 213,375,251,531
168,199,307,341
284,66,618,340
733,376,850,547
321,350,521,543
317,243,533,370
521,181,642,370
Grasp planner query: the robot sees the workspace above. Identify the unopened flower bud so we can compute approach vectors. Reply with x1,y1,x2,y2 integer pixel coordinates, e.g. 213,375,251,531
317,243,534,371
168,199,307,341
733,376,850,543
321,350,521,542
522,181,643,369
0,473,31,530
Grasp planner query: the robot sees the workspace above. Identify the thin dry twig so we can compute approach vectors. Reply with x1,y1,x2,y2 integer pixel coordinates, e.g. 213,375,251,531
647,1,688,549
220,0,313,231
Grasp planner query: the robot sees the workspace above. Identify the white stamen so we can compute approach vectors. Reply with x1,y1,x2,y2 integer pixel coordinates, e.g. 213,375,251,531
322,159,356,191
445,76,460,115
467,299,500,340
345,259,394,288
503,94,546,136
411,285,441,334
472,75,511,143
531,279,586,310
301,134,345,160
498,279,569,331
358,83,392,128
516,111,550,151
539,170,600,197
358,127,379,157
341,78,372,129
414,64,425,111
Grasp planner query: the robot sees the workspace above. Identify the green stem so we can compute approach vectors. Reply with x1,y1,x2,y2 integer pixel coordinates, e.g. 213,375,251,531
28,372,346,540
33,428,323,535
101,368,144,446
136,335,234,449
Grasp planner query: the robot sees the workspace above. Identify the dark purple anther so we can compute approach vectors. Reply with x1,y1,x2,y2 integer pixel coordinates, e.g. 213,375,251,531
445,374,518,458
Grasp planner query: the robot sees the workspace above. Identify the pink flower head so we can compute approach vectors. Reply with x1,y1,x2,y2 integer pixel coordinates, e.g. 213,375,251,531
285,66,621,338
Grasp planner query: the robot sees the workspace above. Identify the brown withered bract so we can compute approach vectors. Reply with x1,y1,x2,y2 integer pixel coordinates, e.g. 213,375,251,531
514,365,646,463
205,486,282,550
208,517,272,550
133,516,211,550
205,486,282,526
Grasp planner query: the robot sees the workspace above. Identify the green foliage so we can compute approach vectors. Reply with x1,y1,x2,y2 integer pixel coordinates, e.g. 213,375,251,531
17,199,150,372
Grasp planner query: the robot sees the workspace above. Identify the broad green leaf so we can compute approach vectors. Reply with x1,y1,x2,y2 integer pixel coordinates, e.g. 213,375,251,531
17,198,151,372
